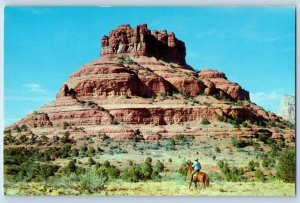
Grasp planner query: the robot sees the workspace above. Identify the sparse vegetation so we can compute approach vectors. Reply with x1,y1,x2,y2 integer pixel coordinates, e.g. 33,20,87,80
117,55,138,65
201,118,211,125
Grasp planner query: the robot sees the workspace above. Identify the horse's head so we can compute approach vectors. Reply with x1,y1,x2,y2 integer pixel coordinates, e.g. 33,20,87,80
186,164,193,175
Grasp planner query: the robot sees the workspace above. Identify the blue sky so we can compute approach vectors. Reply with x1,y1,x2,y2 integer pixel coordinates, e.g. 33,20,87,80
4,7,295,126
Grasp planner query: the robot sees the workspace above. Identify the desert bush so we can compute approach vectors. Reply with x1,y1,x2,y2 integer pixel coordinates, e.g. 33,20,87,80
60,144,72,158
20,124,28,132
14,161,59,182
201,118,211,125
248,160,259,171
217,160,224,168
218,161,246,182
231,137,254,148
131,129,144,142
63,121,70,129
175,134,188,143
122,157,161,182
13,125,21,133
108,146,128,155
72,148,79,157
241,121,249,128
144,142,159,150
87,147,96,155
122,164,143,182
215,147,221,153
276,147,295,183
161,139,176,150
255,169,265,182
79,168,108,193
178,160,192,177
19,134,29,144
117,54,137,65
154,160,165,172
257,134,269,143
217,115,225,122
227,118,242,128
88,157,96,166
4,133,15,144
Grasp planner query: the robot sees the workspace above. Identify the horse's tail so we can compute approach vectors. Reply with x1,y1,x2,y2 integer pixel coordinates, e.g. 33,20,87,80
205,173,209,187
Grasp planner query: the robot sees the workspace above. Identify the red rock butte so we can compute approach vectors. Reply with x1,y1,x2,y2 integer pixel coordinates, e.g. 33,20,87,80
101,24,187,66
6,24,294,141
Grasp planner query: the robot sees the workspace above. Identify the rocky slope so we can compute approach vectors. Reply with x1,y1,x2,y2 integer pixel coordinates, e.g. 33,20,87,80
278,95,295,124
5,24,294,141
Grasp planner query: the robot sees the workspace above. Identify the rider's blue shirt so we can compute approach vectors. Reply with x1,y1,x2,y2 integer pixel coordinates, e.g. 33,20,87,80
192,161,201,171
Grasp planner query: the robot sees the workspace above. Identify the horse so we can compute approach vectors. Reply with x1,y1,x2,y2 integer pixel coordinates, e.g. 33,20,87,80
187,164,209,190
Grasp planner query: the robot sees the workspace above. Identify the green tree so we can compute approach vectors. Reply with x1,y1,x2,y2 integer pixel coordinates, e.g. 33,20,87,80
88,157,96,166
276,148,295,183
154,160,165,172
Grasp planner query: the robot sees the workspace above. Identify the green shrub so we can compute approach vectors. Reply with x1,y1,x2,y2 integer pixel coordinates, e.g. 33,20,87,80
215,147,221,153
60,144,72,158
88,157,96,166
165,139,176,150
72,148,79,157
63,122,70,129
231,137,253,148
217,160,224,168
175,134,188,143
258,134,269,143
218,161,245,182
122,157,161,182
276,148,295,183
61,132,72,144
20,124,28,132
248,160,259,171
66,160,77,173
154,160,165,172
255,169,265,182
178,160,192,177
79,168,108,193
14,162,59,182
88,147,96,155
201,118,211,125
122,164,143,182
117,55,137,65
13,125,21,133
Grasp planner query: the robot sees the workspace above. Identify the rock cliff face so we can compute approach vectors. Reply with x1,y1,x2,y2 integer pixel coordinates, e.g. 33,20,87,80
5,24,294,141
101,24,187,66
278,95,295,124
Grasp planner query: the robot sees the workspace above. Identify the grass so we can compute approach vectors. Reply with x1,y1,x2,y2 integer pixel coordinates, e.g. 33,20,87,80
4,180,295,196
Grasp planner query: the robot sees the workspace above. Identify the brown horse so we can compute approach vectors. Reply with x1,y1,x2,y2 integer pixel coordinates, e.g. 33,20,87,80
187,164,209,190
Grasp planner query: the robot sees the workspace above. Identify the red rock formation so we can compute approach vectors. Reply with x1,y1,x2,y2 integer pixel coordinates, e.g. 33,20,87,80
5,24,294,142
100,24,187,66
199,69,250,100
14,112,53,128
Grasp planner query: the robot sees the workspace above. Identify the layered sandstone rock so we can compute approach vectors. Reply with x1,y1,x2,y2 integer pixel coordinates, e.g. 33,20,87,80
5,24,294,141
101,24,187,66
199,69,250,100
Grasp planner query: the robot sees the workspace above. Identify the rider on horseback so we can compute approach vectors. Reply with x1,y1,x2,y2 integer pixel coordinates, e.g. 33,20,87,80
190,158,201,181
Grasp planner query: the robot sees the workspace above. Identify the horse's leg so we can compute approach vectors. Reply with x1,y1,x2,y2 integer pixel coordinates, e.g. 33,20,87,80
189,181,192,190
201,179,205,191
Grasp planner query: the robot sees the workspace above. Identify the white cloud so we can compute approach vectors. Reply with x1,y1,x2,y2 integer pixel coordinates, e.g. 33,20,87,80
250,89,283,103
250,89,284,113
22,83,46,92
